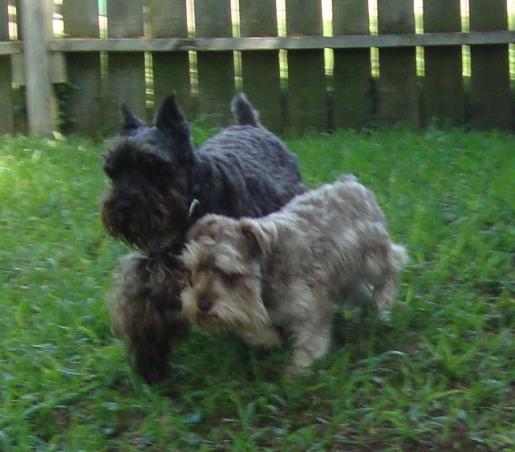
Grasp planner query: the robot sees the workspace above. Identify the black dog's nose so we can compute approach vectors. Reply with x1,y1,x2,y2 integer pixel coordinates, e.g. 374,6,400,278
198,299,212,313
115,200,132,212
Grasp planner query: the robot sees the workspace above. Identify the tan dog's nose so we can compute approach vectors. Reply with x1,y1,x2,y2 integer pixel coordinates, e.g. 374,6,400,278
198,298,212,313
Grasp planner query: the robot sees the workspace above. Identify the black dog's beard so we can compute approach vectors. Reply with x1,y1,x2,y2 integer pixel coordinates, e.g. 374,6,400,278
101,192,188,252
108,251,190,383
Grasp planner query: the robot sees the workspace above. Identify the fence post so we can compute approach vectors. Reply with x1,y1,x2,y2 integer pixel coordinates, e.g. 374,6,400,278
20,0,57,136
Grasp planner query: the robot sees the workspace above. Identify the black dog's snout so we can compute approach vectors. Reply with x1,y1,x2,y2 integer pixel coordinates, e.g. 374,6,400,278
115,200,133,212
198,299,212,313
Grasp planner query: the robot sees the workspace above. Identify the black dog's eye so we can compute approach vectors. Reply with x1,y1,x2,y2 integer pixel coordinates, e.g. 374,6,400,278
101,153,116,178
143,165,160,181
138,158,170,184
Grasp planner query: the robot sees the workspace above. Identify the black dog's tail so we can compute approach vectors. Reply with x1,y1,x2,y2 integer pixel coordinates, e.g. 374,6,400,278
231,93,260,127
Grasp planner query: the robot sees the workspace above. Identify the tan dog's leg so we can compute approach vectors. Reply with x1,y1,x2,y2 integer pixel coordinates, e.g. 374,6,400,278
240,326,282,348
286,287,332,374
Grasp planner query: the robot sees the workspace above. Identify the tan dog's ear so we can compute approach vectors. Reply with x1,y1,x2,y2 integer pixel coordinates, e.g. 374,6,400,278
240,219,275,256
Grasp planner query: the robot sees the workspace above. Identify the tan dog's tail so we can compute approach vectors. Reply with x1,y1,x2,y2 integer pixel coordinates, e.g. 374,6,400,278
390,243,409,272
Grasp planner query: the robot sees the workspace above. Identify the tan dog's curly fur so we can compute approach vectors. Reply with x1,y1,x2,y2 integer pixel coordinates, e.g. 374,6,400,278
181,175,408,374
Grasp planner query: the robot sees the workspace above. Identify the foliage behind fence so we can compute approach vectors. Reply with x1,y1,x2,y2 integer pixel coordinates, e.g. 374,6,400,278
0,0,514,136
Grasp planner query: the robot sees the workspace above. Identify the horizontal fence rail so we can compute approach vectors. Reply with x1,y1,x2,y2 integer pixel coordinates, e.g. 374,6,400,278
0,0,513,136
48,31,515,52
0,41,20,54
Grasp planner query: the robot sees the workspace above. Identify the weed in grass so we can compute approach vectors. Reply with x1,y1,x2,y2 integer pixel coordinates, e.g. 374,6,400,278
0,129,513,449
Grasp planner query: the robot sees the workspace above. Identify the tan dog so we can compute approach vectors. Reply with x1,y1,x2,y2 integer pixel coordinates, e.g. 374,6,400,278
181,175,408,374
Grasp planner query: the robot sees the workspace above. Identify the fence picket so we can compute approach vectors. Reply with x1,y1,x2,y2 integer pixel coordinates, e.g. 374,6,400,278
0,0,13,133
286,0,327,132
195,0,234,126
148,0,192,118
239,0,282,131
332,0,371,129
423,0,464,127
469,0,510,130
62,0,101,135
376,0,418,127
12,0,27,133
105,0,146,130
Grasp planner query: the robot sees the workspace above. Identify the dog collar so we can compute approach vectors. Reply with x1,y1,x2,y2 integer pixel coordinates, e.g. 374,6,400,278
150,239,183,258
188,198,200,220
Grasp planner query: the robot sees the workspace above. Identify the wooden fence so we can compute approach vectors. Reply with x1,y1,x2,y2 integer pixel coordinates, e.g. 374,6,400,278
0,0,514,136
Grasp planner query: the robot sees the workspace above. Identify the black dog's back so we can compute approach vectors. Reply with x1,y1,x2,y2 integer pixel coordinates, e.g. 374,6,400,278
194,125,305,219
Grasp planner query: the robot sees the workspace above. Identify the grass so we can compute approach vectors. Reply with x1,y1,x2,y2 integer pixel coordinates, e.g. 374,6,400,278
0,127,513,450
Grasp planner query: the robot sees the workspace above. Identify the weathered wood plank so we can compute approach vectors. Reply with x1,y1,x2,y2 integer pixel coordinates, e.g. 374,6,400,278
0,56,13,133
62,0,99,37
469,0,510,130
194,0,234,125
376,0,419,127
423,0,464,126
0,41,21,55
13,0,22,40
148,0,192,118
0,1,8,40
62,0,101,135
332,0,371,129
0,0,13,133
48,31,515,52
106,0,146,131
286,0,326,132
21,0,57,136
239,0,281,130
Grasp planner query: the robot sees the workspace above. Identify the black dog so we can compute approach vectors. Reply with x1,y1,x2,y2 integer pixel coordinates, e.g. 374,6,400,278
102,93,305,253
103,94,306,383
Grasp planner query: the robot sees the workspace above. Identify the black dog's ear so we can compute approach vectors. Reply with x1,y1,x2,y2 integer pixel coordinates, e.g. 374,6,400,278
120,103,144,133
154,95,189,137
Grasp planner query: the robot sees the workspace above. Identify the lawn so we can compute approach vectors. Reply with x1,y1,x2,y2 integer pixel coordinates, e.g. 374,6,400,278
0,127,513,450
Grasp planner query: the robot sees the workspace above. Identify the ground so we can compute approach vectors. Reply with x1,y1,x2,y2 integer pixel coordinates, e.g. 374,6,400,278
0,127,513,450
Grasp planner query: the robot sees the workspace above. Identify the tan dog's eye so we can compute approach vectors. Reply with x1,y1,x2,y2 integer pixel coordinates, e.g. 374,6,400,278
222,273,241,287
187,270,194,287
